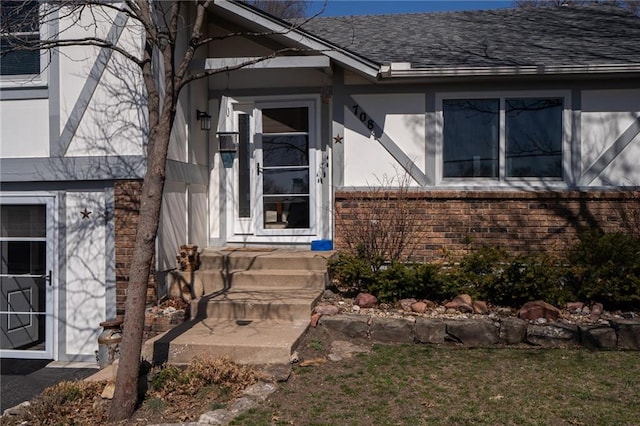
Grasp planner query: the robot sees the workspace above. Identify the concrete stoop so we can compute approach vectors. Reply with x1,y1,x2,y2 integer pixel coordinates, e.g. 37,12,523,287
143,249,332,365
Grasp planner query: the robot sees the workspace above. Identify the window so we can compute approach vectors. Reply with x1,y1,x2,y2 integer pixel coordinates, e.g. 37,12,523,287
441,95,564,181
1,1,40,76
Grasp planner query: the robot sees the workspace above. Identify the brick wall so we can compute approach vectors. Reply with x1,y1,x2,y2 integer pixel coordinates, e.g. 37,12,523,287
114,180,157,315
334,190,640,262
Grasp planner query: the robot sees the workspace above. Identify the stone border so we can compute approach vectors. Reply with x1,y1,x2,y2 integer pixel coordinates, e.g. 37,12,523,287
318,315,640,350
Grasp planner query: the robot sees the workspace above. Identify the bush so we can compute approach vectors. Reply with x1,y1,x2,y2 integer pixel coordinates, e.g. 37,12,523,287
480,252,570,307
567,231,640,310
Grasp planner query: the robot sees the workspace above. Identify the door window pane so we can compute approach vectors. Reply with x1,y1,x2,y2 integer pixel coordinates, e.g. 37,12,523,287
506,98,563,178
263,169,309,195
262,135,309,167
1,205,46,238
238,114,251,218
443,99,499,178
262,108,308,133
1,241,45,275
263,196,309,229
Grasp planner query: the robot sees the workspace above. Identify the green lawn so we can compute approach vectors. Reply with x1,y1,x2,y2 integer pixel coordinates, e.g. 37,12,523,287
233,345,640,426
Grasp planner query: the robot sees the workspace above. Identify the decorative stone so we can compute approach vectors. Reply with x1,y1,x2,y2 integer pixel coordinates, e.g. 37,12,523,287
415,318,447,344
310,313,321,327
242,382,277,401
581,306,591,315
579,325,618,349
328,353,343,362
370,317,415,343
457,303,474,314
315,305,340,316
590,303,604,321
445,319,499,346
445,308,458,315
496,307,513,317
499,317,527,344
355,293,377,308
566,302,585,313
526,322,580,347
411,301,428,313
399,298,417,312
610,319,640,350
200,408,232,425
261,364,291,382
423,300,437,309
2,401,30,417
319,314,370,339
352,305,361,312
229,397,258,415
453,294,473,305
518,300,561,322
473,301,489,315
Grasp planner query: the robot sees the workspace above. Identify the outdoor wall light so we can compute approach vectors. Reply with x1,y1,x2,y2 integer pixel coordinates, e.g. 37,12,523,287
216,131,239,152
196,109,211,131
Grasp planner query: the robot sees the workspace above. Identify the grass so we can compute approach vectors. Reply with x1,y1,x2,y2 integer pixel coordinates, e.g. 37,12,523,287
233,344,640,426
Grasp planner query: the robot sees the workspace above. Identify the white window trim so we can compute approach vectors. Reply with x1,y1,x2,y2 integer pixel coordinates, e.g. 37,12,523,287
0,2,50,89
435,90,572,188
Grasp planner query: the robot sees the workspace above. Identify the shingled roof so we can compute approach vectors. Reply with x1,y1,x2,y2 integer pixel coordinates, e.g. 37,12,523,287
298,5,640,69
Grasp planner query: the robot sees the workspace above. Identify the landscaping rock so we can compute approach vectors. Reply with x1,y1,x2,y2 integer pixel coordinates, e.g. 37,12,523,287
579,325,617,349
445,319,499,346
2,401,30,417
261,364,291,382
200,408,233,425
457,303,474,313
453,294,473,305
566,302,585,314
415,318,447,344
319,314,370,339
590,303,604,321
399,298,417,312
242,382,277,401
354,293,377,308
518,300,561,322
526,322,580,347
310,313,321,327
411,301,428,314
315,305,340,316
499,317,527,345
370,317,415,343
473,301,489,315
610,319,640,350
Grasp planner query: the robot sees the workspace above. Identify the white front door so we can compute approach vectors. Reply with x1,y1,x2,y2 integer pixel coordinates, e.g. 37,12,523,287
0,197,55,359
228,99,320,243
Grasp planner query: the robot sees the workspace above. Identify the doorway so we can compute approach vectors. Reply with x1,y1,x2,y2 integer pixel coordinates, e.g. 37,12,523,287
0,198,55,359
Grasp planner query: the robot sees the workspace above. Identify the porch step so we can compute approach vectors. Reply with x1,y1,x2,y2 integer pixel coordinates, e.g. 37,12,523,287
147,248,331,365
190,289,323,321
199,248,332,271
142,319,308,365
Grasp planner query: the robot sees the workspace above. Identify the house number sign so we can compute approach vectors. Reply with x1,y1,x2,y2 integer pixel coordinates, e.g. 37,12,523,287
350,103,383,137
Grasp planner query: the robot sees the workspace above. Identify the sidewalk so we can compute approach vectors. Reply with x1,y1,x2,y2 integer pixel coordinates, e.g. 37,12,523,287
1,359,97,413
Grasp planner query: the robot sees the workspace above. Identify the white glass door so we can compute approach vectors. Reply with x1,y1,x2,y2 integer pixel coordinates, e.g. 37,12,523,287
255,102,316,236
0,198,54,359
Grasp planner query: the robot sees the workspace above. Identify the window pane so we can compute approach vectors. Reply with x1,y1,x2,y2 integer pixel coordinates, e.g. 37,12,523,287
1,1,40,75
1,205,46,238
263,169,309,195
443,99,499,178
262,135,309,167
262,108,308,133
263,196,309,229
0,37,39,75
506,98,563,178
1,241,45,275
237,114,251,218
1,1,39,33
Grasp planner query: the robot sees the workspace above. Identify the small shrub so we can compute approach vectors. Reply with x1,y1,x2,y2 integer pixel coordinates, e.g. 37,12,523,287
480,252,570,307
328,252,376,294
567,231,640,310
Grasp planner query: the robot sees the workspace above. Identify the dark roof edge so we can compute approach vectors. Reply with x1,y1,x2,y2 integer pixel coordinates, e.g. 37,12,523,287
381,63,640,79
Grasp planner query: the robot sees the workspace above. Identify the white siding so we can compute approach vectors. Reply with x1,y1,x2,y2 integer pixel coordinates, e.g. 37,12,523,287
65,191,106,358
0,99,49,158
344,94,426,187
158,181,187,272
582,89,640,186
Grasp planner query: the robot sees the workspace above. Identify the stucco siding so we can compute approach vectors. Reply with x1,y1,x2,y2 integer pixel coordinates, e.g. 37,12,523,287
64,191,106,358
344,93,426,187
0,99,49,158
581,89,640,186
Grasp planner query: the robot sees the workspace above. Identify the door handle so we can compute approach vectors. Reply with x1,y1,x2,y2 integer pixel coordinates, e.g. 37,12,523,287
43,270,52,286
256,162,262,175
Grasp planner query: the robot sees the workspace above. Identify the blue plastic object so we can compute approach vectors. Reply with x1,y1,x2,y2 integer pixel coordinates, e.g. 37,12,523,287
311,239,333,251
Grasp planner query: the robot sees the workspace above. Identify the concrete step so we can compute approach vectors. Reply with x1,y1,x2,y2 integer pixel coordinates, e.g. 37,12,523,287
142,319,308,365
199,249,333,272
228,270,327,291
190,289,323,321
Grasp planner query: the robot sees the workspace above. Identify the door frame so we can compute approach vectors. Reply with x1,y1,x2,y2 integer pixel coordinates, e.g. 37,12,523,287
225,95,323,244
0,194,57,359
